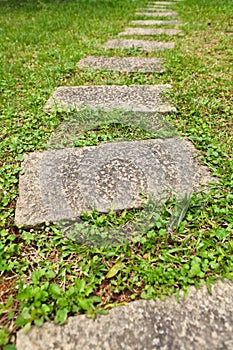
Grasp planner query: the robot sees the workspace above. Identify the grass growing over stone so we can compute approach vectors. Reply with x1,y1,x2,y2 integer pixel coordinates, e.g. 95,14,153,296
0,0,233,347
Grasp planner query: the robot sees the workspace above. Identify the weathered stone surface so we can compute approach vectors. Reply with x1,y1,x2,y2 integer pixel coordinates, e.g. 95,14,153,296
77,56,165,73
44,85,175,112
15,138,212,227
16,280,233,350
135,11,178,17
119,28,183,36
130,19,181,26
104,39,174,51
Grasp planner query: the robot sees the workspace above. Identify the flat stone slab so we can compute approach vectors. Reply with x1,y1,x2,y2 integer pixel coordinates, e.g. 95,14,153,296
119,28,183,36
130,19,181,26
15,138,212,227
44,85,175,113
135,11,178,17
137,8,174,11
16,280,233,350
77,56,165,73
104,39,174,52
148,1,177,4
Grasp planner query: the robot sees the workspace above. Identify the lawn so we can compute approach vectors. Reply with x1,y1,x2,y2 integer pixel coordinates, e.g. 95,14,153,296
0,0,233,348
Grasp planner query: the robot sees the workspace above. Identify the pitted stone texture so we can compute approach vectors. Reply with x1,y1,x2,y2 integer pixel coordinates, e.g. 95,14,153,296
44,85,175,112
135,11,178,17
16,280,233,350
130,19,181,26
77,56,165,73
119,28,183,36
15,138,212,227
104,39,174,52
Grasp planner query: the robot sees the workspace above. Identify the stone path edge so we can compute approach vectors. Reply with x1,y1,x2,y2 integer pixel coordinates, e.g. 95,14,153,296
16,279,233,350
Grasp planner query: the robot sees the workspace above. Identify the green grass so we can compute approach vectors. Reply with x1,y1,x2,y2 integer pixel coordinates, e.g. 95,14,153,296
0,0,233,347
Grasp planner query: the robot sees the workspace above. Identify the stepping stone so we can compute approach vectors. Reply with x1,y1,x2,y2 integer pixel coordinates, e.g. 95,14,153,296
104,39,174,52
135,11,178,17
119,28,183,36
77,56,165,73
44,85,174,112
15,138,212,227
16,280,233,350
148,1,177,4
137,8,174,11
130,19,182,26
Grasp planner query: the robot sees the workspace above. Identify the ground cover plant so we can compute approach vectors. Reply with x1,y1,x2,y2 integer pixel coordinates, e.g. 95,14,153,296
0,0,233,348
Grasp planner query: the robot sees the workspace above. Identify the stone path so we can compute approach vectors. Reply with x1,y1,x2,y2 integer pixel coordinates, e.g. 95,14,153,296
16,0,232,349
15,138,211,227
104,39,174,51
44,85,175,112
148,1,176,4
16,280,233,350
149,1,177,4
119,27,183,36
77,56,165,73
130,19,182,26
135,11,178,17
137,7,174,11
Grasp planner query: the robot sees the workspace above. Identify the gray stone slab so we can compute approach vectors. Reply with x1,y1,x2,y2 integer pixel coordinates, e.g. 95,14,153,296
135,11,178,17
137,8,174,11
44,85,175,113
148,1,177,4
119,28,183,36
15,138,212,227
16,280,233,350
77,56,165,73
104,39,174,52
130,19,182,26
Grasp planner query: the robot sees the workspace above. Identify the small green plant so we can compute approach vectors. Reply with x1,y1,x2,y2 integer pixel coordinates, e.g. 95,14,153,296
73,123,156,147
15,277,101,330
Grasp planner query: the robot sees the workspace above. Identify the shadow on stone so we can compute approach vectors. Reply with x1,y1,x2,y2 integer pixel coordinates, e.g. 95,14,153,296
15,108,214,248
